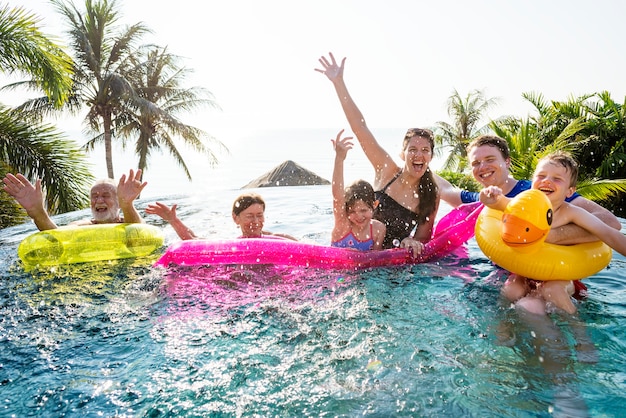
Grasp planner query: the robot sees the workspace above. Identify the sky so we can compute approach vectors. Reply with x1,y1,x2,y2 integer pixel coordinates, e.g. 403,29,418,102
3,0,626,194
5,0,626,131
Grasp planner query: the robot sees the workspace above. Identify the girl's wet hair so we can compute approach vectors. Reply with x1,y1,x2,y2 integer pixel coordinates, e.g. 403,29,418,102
232,193,265,216
402,128,438,224
344,180,377,212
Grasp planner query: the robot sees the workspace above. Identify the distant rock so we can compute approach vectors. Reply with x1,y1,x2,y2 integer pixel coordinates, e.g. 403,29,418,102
242,160,330,188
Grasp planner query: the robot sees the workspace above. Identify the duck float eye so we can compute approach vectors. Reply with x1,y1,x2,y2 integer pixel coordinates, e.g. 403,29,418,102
546,208,553,226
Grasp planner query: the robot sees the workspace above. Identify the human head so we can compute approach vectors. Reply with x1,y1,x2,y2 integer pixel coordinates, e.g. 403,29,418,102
402,129,435,172
344,179,377,210
344,179,377,221
232,193,266,237
401,128,438,224
466,135,511,188
537,152,579,187
402,128,435,152
90,178,120,223
532,152,578,204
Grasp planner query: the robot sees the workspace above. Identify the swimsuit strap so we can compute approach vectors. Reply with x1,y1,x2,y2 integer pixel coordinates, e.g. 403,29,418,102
380,170,403,192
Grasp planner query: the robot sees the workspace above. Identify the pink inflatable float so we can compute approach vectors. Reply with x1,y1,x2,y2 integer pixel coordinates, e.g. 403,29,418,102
154,202,483,270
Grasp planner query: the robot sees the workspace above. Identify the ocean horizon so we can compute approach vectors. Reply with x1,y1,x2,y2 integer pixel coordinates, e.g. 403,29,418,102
86,127,447,199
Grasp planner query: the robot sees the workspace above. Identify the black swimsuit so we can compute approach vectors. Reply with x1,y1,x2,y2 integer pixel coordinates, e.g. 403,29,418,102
374,171,419,249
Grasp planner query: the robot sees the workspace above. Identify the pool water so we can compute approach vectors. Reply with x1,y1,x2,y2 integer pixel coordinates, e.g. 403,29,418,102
1,186,625,417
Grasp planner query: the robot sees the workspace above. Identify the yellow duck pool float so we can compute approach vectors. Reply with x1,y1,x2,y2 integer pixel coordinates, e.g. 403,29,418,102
475,189,612,281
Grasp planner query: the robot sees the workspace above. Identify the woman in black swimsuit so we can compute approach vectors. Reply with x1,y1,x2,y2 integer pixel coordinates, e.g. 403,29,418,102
316,52,439,253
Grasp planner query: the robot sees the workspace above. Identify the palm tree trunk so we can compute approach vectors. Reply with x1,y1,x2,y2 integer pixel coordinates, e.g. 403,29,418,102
103,110,114,179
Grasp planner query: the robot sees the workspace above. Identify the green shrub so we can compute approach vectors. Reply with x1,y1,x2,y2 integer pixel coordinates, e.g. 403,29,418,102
437,170,481,192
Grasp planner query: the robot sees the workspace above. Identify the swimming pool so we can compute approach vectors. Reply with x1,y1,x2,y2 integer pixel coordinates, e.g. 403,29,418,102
1,186,625,417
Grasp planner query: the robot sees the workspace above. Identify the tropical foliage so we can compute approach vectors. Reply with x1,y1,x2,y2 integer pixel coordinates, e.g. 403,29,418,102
0,4,92,227
50,0,151,179
18,0,226,185
0,107,93,213
575,92,626,179
434,89,498,171
567,92,626,215
490,92,626,216
88,45,227,180
435,88,626,216
0,5,73,106
436,169,480,193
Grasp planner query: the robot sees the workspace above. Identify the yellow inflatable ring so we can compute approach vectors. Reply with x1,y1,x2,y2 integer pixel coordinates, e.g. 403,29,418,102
475,189,612,281
18,223,164,270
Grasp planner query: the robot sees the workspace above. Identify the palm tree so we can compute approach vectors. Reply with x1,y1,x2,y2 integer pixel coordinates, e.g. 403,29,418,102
51,0,150,179
86,45,227,182
435,89,498,172
0,4,92,226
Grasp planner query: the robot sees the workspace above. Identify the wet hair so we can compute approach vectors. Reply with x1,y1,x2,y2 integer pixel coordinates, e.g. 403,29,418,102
466,135,510,160
538,151,579,187
344,180,377,213
91,178,117,192
402,128,438,224
232,193,265,216
403,128,435,150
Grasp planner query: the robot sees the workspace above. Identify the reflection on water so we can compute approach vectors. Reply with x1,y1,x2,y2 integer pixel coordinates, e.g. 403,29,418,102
0,186,625,416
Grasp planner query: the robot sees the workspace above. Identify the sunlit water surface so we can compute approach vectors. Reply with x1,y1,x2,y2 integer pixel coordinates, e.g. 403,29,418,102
1,185,625,417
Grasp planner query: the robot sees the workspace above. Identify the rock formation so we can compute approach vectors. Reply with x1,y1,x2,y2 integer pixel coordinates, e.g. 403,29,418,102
242,160,330,188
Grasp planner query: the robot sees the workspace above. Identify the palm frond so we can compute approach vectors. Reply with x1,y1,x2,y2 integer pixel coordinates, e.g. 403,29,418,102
0,4,73,106
576,177,626,202
0,106,92,213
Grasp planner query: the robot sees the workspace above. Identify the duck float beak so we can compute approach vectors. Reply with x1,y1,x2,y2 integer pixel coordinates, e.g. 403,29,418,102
501,213,550,246
501,189,552,249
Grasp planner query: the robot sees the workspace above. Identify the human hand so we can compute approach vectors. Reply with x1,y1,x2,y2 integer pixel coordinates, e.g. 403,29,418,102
145,202,177,222
400,236,425,257
2,173,45,213
479,186,502,205
314,52,345,82
331,129,353,160
117,169,147,206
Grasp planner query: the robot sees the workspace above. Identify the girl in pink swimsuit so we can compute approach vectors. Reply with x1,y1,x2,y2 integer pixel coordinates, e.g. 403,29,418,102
330,130,386,251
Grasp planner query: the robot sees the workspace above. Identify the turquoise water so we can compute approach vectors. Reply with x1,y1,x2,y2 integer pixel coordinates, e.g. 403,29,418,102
1,185,625,417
